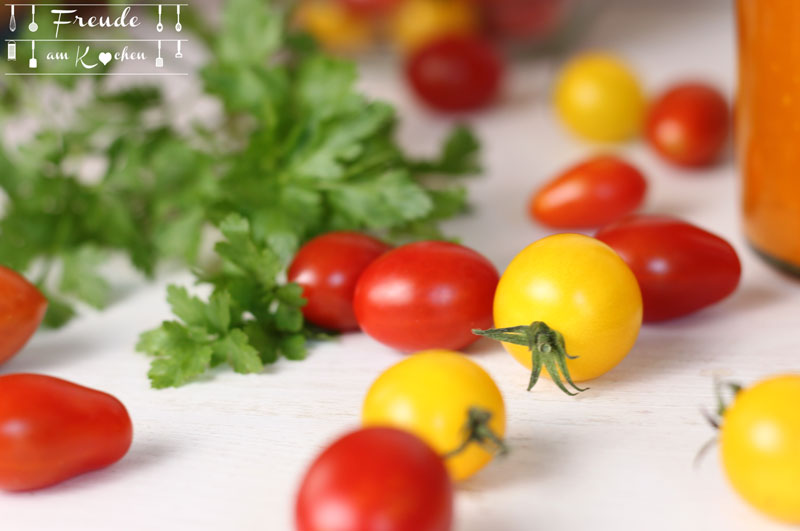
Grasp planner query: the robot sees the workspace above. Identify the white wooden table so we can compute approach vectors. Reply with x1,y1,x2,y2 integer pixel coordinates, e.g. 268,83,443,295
4,1,800,529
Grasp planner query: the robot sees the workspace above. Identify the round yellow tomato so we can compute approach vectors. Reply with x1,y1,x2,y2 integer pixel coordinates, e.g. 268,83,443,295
486,234,642,392
295,0,374,54
390,0,479,54
362,350,506,481
720,375,800,523
554,53,645,142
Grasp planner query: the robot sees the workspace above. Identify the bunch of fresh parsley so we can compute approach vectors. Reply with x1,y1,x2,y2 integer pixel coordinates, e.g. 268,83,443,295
0,0,481,387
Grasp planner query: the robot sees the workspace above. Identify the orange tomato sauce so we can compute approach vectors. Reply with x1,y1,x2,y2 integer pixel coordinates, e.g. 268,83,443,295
737,0,800,272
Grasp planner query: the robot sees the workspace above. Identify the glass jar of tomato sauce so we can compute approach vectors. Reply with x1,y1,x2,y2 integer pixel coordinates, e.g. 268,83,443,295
737,0,800,274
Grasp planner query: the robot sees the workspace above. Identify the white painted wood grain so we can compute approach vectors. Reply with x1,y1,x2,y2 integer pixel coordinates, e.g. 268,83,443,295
3,1,799,530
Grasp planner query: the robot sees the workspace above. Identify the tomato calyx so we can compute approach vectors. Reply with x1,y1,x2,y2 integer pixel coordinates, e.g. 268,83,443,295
695,380,744,467
714,381,744,419
474,321,588,396
703,380,744,429
444,407,508,459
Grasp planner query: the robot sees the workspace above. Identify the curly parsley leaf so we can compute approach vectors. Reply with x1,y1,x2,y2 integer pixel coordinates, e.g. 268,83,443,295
138,322,216,389
38,289,78,329
59,246,111,310
410,126,481,176
136,215,310,387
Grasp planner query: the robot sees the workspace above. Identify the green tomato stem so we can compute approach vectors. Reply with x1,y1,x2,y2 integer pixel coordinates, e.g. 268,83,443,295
696,379,744,468
473,321,588,396
715,380,744,418
444,407,508,460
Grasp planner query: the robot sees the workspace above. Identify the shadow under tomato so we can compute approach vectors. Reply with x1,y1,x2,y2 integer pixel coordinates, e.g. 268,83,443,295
458,430,562,492
4,437,174,497
595,283,789,388
87,437,175,483
461,336,507,358
458,510,537,531
647,282,787,329
641,198,712,220
0,333,102,374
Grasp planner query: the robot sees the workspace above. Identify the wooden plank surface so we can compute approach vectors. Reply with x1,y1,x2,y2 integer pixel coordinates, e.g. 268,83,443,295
3,1,798,529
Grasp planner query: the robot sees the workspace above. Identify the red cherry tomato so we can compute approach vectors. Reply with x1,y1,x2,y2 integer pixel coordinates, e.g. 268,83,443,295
0,374,133,491
479,0,568,42
288,232,390,332
296,427,453,531
0,266,48,365
354,241,498,351
645,83,730,167
406,35,504,112
529,155,647,228
339,0,401,15
595,215,741,322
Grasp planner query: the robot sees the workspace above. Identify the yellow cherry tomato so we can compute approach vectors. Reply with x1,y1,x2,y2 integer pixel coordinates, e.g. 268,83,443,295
554,53,645,142
295,0,374,54
479,234,642,393
720,375,800,524
390,0,479,54
362,350,506,481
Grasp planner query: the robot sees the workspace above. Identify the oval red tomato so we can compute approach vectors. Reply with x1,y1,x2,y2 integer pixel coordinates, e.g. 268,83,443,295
645,83,730,167
529,155,647,228
595,215,741,322
406,35,504,112
0,266,48,365
296,427,453,531
0,374,133,491
288,231,390,332
339,0,401,15
354,241,498,351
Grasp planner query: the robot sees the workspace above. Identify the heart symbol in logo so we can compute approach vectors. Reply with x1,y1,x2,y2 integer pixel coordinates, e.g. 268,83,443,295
98,52,112,66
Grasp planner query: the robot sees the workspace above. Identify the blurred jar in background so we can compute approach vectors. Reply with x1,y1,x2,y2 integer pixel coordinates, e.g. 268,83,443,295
737,0,800,274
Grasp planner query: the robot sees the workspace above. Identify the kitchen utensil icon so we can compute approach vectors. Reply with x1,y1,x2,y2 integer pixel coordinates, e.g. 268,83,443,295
155,40,163,67
175,40,182,59
28,5,37,32
8,41,16,61
29,40,36,68
9,5,16,32
175,5,182,32
156,5,163,32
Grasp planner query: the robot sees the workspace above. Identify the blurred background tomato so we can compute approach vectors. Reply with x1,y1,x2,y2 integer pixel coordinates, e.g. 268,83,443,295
294,0,592,56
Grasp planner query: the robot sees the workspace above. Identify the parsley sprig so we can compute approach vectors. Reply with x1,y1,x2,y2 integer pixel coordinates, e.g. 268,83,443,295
0,0,481,387
137,214,312,388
